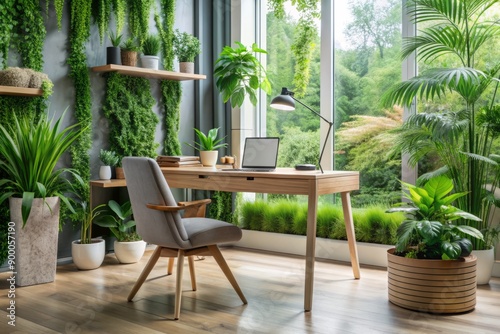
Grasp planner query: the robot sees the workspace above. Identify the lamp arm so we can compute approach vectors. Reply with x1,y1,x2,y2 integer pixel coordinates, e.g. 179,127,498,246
291,97,333,125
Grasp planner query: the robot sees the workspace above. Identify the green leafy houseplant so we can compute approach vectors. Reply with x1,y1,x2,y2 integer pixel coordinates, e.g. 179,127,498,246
381,0,500,250
214,42,272,108
387,175,483,260
0,112,86,226
121,37,139,52
172,29,201,62
186,127,228,151
141,34,161,56
99,149,119,166
71,201,106,244
94,200,141,242
109,30,123,47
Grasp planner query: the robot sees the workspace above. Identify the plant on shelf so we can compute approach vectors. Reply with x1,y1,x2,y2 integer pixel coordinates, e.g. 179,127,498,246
140,34,161,70
381,0,500,252
387,175,483,260
120,37,139,66
186,127,228,167
109,30,123,47
172,29,201,63
94,200,145,263
98,149,119,180
214,42,272,108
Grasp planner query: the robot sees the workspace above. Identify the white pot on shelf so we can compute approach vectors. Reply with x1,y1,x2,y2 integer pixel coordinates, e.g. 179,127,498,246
141,55,160,70
114,240,147,264
99,165,112,180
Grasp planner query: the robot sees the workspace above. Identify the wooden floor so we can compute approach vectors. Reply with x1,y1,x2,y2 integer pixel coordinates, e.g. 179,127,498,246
1,247,500,333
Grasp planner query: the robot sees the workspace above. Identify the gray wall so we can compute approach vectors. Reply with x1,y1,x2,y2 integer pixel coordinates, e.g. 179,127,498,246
24,1,197,258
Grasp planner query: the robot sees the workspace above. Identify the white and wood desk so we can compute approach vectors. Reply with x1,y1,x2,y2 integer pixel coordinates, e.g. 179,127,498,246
90,167,360,311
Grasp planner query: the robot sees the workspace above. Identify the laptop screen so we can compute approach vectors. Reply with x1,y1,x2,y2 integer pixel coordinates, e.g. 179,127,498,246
241,137,280,169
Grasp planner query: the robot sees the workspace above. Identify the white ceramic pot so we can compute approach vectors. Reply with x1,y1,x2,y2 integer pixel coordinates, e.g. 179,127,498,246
141,55,160,70
71,239,105,270
114,240,146,264
179,62,194,73
199,150,218,167
472,247,495,285
99,165,112,180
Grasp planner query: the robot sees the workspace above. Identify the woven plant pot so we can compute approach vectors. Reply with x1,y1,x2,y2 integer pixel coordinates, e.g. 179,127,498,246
387,248,477,314
121,50,138,67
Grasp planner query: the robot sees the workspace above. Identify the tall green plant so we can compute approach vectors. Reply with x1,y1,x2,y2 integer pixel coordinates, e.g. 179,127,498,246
382,0,500,250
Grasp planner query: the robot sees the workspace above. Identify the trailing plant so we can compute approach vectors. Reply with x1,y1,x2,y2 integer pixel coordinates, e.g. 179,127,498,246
128,0,153,43
186,127,228,151
111,0,126,34
172,30,201,62
108,30,123,47
141,34,161,56
68,0,92,210
52,0,65,30
91,0,111,43
0,112,87,226
0,0,16,69
99,149,119,166
71,201,106,244
155,2,182,155
16,0,46,71
102,72,159,162
381,0,500,250
94,200,141,242
387,175,483,260
214,42,272,108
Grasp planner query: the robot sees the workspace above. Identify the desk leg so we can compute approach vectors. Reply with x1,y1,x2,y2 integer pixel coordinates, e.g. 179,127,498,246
341,192,360,279
304,188,318,312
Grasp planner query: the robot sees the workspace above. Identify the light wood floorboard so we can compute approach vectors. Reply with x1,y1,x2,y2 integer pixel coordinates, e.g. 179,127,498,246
1,247,499,333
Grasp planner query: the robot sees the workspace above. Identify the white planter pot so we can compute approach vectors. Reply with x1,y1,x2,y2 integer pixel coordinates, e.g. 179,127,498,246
71,239,105,270
10,197,60,286
99,165,112,180
114,240,146,264
199,150,218,167
141,55,160,70
472,247,495,285
179,62,194,73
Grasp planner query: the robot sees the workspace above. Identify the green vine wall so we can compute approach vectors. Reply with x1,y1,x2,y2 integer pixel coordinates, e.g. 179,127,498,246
128,0,153,43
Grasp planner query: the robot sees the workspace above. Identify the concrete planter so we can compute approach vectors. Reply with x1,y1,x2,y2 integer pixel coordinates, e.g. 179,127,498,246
10,197,60,286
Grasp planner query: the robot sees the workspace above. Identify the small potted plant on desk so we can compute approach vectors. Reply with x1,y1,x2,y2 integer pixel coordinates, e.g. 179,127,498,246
99,149,119,180
173,29,201,73
386,175,484,314
140,34,161,70
186,127,227,167
94,200,146,264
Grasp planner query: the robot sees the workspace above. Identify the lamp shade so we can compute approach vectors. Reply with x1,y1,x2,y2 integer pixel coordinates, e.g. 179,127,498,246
270,93,295,111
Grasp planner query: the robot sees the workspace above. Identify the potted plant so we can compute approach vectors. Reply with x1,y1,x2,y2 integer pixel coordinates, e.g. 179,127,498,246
140,34,161,70
107,30,123,65
94,200,146,264
0,112,85,285
172,29,201,73
386,175,484,313
185,127,228,167
98,149,119,180
214,42,271,108
120,37,139,67
70,201,107,270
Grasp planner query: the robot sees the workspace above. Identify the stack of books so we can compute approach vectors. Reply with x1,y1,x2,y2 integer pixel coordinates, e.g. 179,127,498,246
156,155,202,167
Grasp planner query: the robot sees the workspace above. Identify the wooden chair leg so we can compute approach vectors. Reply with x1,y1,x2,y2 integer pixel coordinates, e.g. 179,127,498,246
128,246,162,301
207,245,247,304
167,257,174,275
188,256,197,291
174,250,185,320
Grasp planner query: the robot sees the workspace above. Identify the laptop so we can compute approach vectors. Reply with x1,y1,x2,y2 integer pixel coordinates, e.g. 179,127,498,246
223,137,279,172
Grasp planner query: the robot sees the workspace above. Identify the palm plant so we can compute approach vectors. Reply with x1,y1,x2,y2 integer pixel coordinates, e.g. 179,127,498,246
382,0,500,250
186,127,228,151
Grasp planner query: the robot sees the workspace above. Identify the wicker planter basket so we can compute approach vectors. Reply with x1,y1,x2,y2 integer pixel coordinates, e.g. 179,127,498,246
121,51,137,67
387,248,477,314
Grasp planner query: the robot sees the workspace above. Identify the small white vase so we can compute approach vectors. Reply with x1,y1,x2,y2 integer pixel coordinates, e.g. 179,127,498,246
71,239,105,270
99,165,112,180
199,150,218,167
472,247,495,285
179,62,194,73
141,55,160,70
114,240,146,264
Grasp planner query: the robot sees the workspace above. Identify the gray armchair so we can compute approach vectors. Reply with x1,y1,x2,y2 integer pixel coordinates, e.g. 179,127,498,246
122,157,247,320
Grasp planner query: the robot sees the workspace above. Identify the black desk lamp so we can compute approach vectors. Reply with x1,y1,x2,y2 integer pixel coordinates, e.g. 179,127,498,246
270,87,334,173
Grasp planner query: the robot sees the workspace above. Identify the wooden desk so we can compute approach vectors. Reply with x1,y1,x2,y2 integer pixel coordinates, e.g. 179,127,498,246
90,167,360,311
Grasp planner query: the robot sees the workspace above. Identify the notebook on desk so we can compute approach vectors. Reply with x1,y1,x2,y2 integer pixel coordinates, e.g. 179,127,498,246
223,137,279,172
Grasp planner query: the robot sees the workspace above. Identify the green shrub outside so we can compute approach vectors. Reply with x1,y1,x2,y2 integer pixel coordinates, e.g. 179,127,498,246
237,199,404,245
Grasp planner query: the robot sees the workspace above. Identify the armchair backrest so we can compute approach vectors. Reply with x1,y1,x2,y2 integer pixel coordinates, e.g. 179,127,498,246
122,157,190,248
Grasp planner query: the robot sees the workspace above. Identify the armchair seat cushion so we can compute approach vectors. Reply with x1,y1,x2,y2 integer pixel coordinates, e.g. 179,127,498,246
183,218,242,248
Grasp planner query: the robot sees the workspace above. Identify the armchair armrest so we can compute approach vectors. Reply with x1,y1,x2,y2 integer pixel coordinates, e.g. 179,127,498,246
146,198,212,218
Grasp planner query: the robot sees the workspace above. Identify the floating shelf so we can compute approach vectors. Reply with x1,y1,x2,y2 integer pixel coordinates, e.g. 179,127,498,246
0,85,43,97
91,64,206,81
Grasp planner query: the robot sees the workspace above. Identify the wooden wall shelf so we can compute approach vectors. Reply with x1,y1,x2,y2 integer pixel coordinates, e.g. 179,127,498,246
91,64,206,81
0,85,43,97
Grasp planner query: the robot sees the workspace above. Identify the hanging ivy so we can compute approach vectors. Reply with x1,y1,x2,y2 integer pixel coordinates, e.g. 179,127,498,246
91,0,111,44
52,0,65,30
128,0,153,43
16,0,46,71
111,0,126,34
268,0,320,97
102,72,159,161
156,1,182,155
0,0,16,69
68,0,92,203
